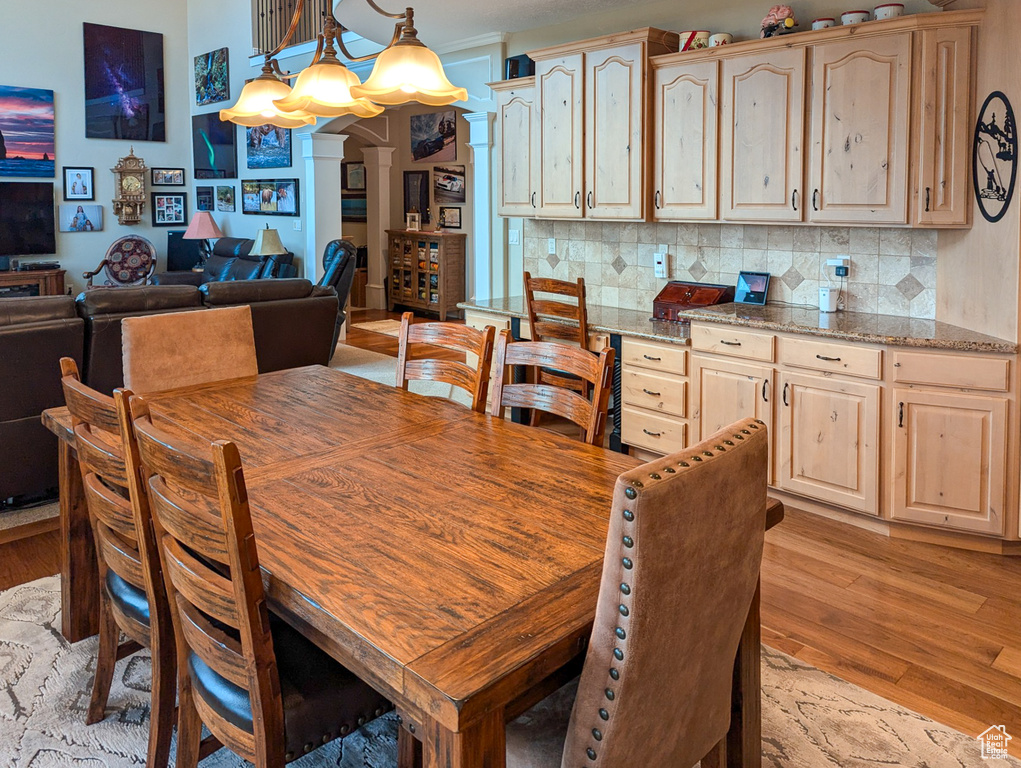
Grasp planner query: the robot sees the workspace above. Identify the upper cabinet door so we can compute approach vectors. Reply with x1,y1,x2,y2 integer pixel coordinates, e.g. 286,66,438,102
721,48,806,222
496,83,537,217
915,27,972,226
585,43,646,220
809,34,912,224
536,54,585,219
652,60,719,221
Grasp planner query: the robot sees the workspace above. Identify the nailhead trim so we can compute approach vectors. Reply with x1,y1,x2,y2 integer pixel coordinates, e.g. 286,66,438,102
593,728,603,740
622,557,633,569
587,747,598,760
620,583,631,595
605,688,615,701
623,509,634,521
613,648,624,660
615,627,626,639
625,487,637,499
618,604,629,616
609,668,619,680
599,708,610,720
622,535,634,547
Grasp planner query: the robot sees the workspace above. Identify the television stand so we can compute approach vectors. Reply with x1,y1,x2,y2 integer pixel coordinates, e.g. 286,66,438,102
0,268,65,298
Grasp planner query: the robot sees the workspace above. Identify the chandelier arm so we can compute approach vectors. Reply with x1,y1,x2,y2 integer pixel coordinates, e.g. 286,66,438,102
267,0,309,59
364,0,406,20
333,21,402,62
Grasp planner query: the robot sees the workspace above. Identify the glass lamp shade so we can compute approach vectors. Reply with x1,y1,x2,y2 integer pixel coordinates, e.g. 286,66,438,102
351,40,468,106
219,72,316,128
275,60,384,118
250,227,287,256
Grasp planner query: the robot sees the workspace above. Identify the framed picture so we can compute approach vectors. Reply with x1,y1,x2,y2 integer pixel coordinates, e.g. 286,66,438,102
410,110,456,162
192,112,238,179
342,161,366,191
58,204,103,232
63,167,95,200
405,211,421,231
0,85,55,178
434,165,465,204
196,186,214,212
245,124,291,170
216,185,235,212
195,47,229,106
438,206,462,229
151,167,185,185
241,178,299,216
83,23,165,141
151,192,187,226
341,194,367,222
403,170,430,224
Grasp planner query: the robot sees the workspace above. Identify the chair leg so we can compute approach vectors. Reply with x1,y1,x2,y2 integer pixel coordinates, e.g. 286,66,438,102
146,640,176,768
86,599,119,725
397,725,423,768
174,675,203,768
701,739,726,768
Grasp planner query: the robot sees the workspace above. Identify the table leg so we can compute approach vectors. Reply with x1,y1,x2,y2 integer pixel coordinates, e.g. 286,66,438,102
58,440,99,642
727,578,762,768
422,710,505,768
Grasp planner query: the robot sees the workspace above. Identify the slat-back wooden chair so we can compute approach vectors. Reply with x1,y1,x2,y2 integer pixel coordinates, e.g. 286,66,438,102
130,399,392,768
395,311,496,413
58,358,175,768
490,329,614,446
524,272,591,403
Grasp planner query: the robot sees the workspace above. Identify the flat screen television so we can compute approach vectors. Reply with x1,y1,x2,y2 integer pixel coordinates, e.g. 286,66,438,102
0,182,56,256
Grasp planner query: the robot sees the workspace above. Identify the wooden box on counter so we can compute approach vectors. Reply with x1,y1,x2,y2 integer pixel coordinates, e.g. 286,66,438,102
385,229,466,320
653,281,735,322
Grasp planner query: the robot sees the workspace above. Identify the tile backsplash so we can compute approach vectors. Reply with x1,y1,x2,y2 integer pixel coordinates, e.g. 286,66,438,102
522,221,939,319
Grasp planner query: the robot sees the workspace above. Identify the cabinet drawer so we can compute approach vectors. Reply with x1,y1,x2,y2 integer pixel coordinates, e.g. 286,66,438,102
622,406,687,455
890,351,1011,392
691,324,774,361
621,369,686,417
621,338,687,375
780,337,882,380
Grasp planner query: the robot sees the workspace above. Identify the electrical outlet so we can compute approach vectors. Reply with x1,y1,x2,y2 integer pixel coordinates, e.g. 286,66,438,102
547,238,556,255
508,229,520,246
653,252,668,279
825,258,849,267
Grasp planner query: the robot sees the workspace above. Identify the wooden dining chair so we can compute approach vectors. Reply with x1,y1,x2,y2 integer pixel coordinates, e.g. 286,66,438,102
490,329,614,446
121,305,258,393
130,398,392,768
58,358,176,768
504,417,770,768
524,272,591,401
395,311,496,413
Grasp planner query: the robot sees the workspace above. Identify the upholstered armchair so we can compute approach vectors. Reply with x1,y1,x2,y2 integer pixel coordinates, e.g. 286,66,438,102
318,239,357,356
84,235,157,288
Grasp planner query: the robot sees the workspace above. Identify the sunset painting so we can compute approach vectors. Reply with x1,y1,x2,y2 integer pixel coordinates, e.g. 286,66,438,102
0,85,55,178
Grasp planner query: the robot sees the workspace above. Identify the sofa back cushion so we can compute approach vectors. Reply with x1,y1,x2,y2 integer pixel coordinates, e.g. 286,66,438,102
77,285,202,315
201,278,314,305
0,295,77,326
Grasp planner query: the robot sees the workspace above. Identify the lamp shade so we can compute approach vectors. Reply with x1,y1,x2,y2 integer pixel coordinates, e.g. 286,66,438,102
250,227,287,256
274,57,384,118
219,69,316,128
350,27,467,106
182,211,224,240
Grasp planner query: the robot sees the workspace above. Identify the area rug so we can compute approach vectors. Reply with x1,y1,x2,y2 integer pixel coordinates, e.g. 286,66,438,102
350,319,403,338
1,577,1015,767
330,343,470,408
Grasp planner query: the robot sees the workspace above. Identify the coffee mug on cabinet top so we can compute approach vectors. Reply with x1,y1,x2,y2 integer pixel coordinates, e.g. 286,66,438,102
812,17,836,29
679,30,711,50
709,33,734,46
873,3,904,19
841,9,870,24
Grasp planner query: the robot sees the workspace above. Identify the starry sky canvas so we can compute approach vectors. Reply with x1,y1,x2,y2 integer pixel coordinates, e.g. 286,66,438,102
0,85,55,178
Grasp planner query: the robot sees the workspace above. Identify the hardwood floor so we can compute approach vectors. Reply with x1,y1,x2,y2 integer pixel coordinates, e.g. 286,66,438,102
3,306,1018,756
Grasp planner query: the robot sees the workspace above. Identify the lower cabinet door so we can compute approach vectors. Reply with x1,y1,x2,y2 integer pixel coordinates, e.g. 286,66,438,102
777,371,880,514
890,388,1007,535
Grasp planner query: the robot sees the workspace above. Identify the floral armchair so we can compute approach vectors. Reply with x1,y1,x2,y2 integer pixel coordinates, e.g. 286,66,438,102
83,235,157,288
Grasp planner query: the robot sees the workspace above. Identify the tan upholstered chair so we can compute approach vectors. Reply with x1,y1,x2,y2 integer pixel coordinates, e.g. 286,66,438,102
490,329,614,446
58,359,175,768
505,417,770,767
121,305,258,393
395,311,496,413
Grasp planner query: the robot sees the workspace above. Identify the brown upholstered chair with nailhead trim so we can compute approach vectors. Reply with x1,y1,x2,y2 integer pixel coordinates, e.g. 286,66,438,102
505,417,769,767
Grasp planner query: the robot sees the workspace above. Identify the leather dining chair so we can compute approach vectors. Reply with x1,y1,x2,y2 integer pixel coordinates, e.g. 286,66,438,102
523,272,591,401
490,329,614,446
129,397,392,767
504,417,770,767
395,311,496,413
58,359,175,768
121,305,258,393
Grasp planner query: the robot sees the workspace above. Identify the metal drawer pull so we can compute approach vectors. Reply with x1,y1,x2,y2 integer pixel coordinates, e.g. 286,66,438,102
791,189,799,211
655,191,661,209
815,354,841,362
898,402,904,428
642,388,661,397
642,354,661,361
812,189,820,211
531,191,536,208
762,378,768,402
720,340,741,346
925,187,931,212
642,428,663,437
575,191,581,209
782,382,789,406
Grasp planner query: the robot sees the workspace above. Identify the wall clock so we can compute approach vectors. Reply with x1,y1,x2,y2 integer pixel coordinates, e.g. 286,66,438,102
112,148,148,225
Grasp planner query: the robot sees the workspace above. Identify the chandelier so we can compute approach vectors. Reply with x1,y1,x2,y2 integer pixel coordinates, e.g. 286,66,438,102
220,0,467,129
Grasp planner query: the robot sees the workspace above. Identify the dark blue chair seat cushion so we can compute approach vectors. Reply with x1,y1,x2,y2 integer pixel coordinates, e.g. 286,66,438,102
105,570,150,627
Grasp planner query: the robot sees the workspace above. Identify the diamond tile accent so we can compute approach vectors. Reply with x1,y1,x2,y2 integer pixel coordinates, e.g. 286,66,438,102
781,266,804,291
896,273,924,301
689,259,707,281
546,253,561,270
611,255,627,275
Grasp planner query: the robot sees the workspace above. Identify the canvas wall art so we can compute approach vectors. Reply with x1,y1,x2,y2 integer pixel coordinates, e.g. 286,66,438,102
193,113,237,179
216,185,235,212
0,85,55,178
58,204,103,232
195,47,229,106
83,23,165,141
434,165,465,203
410,110,456,162
246,124,291,169
342,194,367,222
241,179,298,215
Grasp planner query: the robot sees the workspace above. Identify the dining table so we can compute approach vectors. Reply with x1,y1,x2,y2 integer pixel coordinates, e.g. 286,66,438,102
43,364,782,768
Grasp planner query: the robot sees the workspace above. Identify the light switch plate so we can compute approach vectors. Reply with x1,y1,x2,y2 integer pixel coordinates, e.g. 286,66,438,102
508,229,520,245
654,252,668,279
548,238,556,255
293,220,301,231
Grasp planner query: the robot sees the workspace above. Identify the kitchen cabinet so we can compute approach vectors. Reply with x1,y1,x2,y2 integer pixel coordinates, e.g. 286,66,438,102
808,34,912,224
720,48,806,222
492,78,537,217
535,54,585,218
619,337,690,455
651,59,719,220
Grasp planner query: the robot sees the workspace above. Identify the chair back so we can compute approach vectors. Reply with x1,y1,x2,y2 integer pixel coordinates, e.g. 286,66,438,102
121,306,258,393
84,235,157,288
396,312,495,413
523,272,588,346
132,403,283,763
562,418,769,767
319,239,357,301
490,329,613,445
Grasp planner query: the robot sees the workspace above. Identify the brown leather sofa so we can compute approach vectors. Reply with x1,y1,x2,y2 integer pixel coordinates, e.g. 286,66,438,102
150,236,296,287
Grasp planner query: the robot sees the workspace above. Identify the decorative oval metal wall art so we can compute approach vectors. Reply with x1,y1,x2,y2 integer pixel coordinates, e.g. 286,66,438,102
973,91,1017,223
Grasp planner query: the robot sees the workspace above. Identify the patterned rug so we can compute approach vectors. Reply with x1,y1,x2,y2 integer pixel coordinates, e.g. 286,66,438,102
1,577,1015,767
350,320,403,338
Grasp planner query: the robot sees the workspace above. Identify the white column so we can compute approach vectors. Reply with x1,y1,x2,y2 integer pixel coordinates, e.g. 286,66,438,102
300,132,347,282
465,112,495,301
361,146,396,310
